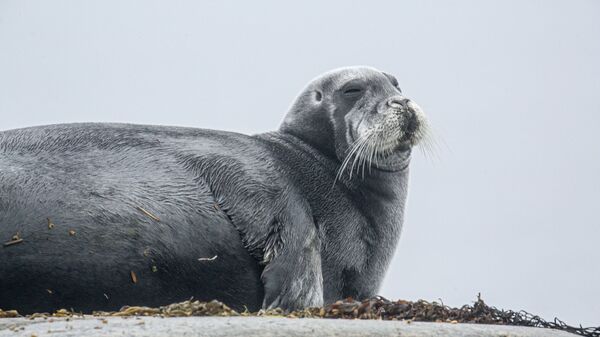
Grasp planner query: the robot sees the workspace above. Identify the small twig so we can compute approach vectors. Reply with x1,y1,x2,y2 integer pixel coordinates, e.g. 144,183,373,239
198,255,218,261
130,271,138,284
136,206,160,222
3,238,23,247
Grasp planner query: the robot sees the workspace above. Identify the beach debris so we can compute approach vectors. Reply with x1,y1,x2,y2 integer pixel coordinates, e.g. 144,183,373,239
136,206,160,222
0,309,20,318
3,238,23,247
93,299,238,317
198,255,218,262
130,271,138,284
1,295,598,337
4,232,23,247
52,309,73,318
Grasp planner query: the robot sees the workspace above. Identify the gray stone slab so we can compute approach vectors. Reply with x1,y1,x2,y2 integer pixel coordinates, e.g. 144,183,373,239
0,316,580,337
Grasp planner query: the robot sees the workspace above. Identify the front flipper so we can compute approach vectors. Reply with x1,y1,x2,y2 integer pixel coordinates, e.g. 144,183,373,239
261,206,323,311
187,156,323,311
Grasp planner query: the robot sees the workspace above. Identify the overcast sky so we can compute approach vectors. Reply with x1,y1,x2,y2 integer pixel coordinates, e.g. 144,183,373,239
1,0,598,326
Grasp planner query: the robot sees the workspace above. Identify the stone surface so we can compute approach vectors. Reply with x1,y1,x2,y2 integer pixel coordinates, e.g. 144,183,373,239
0,316,580,337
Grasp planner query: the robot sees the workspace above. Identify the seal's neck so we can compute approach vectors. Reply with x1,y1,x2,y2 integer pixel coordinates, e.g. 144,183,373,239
257,129,410,254
279,103,339,160
279,105,412,174
260,131,411,202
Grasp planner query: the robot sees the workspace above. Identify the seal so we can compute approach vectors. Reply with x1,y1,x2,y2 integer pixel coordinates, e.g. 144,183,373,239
0,66,429,314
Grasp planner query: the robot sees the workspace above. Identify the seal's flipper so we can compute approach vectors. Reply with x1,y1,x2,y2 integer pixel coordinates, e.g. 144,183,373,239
260,202,323,311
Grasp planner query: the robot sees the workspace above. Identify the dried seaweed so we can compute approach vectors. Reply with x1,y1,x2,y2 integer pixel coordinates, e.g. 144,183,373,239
92,299,238,317
1,295,597,337
93,295,600,336
301,295,600,337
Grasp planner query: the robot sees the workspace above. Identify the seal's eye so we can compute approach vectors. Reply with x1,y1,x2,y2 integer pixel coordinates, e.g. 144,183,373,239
343,87,364,97
315,91,322,101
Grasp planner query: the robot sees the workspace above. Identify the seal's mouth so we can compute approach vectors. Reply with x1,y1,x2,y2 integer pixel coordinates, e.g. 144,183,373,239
369,100,428,155
341,99,429,173
336,98,430,179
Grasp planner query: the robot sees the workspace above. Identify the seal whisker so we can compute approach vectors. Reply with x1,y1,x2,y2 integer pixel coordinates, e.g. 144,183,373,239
364,132,377,177
359,140,369,178
345,134,371,179
357,135,369,178
415,120,442,162
350,130,376,180
375,132,385,166
333,132,373,186
365,131,380,177
360,130,379,178
337,142,359,179
372,129,386,170
350,132,373,179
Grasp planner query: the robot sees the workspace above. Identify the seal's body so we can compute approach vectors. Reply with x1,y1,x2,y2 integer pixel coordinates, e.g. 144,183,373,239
0,67,428,313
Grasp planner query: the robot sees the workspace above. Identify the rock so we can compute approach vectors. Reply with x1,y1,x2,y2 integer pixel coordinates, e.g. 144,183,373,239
0,316,580,337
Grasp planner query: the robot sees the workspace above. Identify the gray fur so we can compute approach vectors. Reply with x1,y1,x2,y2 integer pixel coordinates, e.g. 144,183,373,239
0,66,426,313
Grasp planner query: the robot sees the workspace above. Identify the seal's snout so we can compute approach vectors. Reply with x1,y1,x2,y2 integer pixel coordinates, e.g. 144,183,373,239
387,97,410,110
375,95,427,148
383,96,415,122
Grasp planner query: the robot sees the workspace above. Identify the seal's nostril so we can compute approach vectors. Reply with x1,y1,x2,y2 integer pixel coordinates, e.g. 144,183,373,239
387,98,409,109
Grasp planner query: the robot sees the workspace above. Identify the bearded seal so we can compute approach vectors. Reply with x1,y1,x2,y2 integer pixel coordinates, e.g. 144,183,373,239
0,66,428,314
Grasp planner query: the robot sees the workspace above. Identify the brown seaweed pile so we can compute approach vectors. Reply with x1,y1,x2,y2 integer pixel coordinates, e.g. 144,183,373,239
1,295,597,337
294,295,599,337
93,299,238,317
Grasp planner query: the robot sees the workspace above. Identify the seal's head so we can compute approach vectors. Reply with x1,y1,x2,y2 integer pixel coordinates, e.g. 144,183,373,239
280,66,429,176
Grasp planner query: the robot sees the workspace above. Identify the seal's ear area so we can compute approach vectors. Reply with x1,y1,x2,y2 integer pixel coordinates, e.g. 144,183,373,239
382,72,401,92
314,90,323,102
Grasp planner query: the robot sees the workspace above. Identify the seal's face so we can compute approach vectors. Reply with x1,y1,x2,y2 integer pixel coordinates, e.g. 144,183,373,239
333,69,427,155
281,66,429,175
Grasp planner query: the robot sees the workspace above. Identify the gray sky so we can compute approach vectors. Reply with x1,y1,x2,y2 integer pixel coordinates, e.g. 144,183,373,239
1,0,598,326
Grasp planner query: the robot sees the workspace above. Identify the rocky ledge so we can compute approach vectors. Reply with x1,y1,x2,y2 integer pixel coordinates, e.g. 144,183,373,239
0,316,581,337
